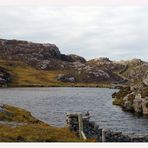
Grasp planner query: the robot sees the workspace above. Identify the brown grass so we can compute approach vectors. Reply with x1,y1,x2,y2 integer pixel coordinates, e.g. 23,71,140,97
0,60,111,88
0,104,91,142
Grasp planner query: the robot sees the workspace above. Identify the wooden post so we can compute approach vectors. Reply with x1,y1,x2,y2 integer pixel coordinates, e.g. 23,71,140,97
102,129,106,142
78,113,87,140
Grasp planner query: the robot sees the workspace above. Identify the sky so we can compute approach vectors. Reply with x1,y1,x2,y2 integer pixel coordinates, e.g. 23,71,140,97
0,6,148,61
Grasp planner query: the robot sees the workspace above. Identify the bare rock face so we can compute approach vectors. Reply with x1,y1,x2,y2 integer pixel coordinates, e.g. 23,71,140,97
0,39,87,71
0,39,61,60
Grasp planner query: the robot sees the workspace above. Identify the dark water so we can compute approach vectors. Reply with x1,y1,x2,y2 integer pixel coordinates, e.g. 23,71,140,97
0,87,148,134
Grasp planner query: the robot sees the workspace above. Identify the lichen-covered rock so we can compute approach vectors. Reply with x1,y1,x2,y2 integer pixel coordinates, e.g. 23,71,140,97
141,87,148,98
66,54,86,63
112,85,148,115
142,99,148,115
143,71,148,86
127,93,135,102
57,74,76,82
133,98,142,113
123,100,133,111
112,87,131,100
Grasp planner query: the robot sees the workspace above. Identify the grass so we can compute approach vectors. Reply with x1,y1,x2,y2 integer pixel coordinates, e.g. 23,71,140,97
0,60,111,88
0,104,95,142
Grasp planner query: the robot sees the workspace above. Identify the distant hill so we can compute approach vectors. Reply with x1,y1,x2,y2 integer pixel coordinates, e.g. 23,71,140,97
0,38,147,87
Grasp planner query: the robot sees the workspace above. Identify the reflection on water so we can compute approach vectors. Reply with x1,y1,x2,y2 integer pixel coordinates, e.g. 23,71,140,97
0,87,148,134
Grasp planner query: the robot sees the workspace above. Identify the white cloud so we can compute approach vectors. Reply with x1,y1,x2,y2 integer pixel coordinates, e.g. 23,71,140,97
0,6,148,61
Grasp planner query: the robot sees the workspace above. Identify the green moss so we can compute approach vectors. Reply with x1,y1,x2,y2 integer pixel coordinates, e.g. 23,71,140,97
112,98,125,106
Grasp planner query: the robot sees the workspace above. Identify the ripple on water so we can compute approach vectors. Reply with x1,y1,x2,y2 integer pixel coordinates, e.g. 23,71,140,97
0,87,148,134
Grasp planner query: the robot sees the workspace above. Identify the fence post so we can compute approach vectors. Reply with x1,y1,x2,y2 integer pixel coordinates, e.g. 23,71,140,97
78,113,87,140
102,129,106,142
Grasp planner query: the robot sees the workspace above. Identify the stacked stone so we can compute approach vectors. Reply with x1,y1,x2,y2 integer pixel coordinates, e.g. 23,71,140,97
102,129,131,142
66,113,79,136
83,120,101,140
66,112,102,141
102,129,148,142
130,134,148,142
66,113,148,142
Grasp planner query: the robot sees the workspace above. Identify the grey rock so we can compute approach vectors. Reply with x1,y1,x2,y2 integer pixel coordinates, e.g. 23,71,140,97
142,99,148,115
143,71,148,86
133,98,142,113
123,100,133,111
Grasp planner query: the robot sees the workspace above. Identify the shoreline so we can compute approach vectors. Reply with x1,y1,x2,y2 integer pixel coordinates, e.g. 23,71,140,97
0,83,113,89
0,104,89,142
0,103,148,142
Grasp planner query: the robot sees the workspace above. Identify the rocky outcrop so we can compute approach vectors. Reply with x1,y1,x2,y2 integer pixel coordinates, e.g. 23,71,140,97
0,39,61,60
0,67,10,87
88,57,126,72
0,39,86,71
57,74,76,82
61,54,86,63
121,59,148,84
112,82,148,115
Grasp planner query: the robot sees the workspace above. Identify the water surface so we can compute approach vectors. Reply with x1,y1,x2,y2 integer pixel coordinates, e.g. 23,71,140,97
0,87,148,134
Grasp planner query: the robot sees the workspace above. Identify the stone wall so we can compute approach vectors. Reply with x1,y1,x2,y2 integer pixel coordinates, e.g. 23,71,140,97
102,129,148,142
66,112,148,142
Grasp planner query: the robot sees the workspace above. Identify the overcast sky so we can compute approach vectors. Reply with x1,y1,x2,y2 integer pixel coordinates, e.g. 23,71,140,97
0,6,148,61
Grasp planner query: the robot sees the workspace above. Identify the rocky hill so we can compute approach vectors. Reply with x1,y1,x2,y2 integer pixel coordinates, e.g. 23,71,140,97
0,38,147,87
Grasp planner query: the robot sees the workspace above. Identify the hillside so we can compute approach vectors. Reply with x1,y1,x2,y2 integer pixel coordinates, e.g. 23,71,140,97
0,38,147,87
0,104,88,142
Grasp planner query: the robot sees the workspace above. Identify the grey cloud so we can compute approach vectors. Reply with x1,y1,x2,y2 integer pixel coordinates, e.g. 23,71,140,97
0,6,148,61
